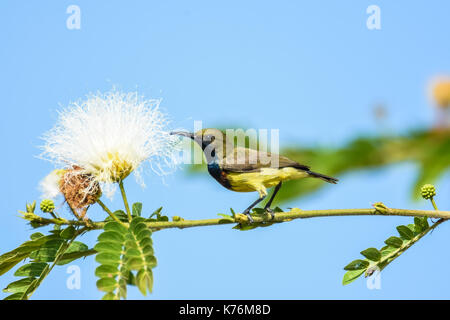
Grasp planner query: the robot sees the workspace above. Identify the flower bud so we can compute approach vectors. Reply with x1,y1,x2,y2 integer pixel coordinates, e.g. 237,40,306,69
40,199,56,213
421,184,436,200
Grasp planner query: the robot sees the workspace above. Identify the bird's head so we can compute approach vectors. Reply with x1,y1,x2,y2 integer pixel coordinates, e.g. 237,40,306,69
170,128,225,149
170,128,228,162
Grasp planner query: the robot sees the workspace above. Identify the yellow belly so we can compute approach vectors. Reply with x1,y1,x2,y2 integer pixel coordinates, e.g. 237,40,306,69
226,167,309,195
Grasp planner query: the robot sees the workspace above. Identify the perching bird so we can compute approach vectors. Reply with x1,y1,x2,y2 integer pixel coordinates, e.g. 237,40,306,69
171,128,338,222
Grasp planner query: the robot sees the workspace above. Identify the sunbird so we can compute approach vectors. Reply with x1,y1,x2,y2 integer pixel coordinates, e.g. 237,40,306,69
171,128,338,222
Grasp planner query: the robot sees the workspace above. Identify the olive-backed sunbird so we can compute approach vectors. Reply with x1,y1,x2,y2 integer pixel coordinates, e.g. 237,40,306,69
171,128,338,222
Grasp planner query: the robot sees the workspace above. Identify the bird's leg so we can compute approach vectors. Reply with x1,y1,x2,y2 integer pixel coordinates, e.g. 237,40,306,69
242,196,266,223
264,182,282,219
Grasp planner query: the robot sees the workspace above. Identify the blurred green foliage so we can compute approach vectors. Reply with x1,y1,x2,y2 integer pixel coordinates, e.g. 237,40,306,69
187,128,450,205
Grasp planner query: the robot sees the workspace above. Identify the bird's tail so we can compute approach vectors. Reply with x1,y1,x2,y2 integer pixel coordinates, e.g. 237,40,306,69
307,170,338,184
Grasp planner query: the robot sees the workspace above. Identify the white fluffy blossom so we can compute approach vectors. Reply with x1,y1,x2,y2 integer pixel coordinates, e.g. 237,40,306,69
39,169,64,200
40,90,178,198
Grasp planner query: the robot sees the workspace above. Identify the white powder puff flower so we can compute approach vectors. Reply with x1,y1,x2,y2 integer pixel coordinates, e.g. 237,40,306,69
40,90,178,198
39,169,65,200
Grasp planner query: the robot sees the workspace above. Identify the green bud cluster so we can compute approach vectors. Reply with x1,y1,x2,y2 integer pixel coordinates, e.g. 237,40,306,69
40,199,55,213
421,184,436,200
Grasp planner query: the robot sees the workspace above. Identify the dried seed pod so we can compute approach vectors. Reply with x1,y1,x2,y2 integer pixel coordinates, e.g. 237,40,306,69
59,166,101,220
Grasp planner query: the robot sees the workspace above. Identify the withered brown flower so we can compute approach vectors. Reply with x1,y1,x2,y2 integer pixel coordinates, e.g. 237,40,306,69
59,166,101,220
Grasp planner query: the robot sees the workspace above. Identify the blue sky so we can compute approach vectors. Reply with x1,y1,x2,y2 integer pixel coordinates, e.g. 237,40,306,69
0,1,449,299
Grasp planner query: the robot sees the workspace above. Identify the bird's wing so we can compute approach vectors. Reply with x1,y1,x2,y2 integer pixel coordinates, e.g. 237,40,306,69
220,147,310,172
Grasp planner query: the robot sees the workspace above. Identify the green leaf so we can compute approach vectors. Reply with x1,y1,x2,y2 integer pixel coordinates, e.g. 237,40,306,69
105,210,128,222
1,231,80,300
30,233,44,240
0,235,58,276
132,223,148,237
102,292,118,300
384,236,403,248
149,207,163,219
94,242,123,254
96,278,118,292
397,225,414,240
380,245,397,257
344,259,369,271
421,218,429,229
139,237,153,248
127,257,154,270
3,293,23,300
136,229,152,241
407,224,417,233
114,264,130,300
123,217,156,296
30,239,64,262
0,260,26,278
97,231,125,244
132,203,143,217
14,263,47,277
26,201,36,213
141,245,154,257
342,269,365,285
360,248,381,261
104,221,128,234
95,265,120,278
95,253,121,266
95,220,129,299
125,248,141,258
129,217,146,229
95,217,156,299
3,277,35,293
126,270,136,286
60,226,76,239
118,276,128,299
135,269,153,296
56,241,90,265
414,217,429,233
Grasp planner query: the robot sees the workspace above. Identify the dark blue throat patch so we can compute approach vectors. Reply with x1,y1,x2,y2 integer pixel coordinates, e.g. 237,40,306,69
207,162,231,189
207,162,221,179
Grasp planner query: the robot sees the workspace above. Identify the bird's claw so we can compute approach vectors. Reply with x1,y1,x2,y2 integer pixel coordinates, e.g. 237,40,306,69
243,211,254,223
264,207,276,220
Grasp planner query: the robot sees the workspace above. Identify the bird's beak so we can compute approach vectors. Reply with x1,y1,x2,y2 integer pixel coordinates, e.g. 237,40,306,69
170,131,195,140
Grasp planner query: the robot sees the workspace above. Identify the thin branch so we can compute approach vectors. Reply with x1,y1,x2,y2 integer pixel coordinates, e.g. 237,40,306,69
119,180,132,222
23,205,450,231
96,199,126,226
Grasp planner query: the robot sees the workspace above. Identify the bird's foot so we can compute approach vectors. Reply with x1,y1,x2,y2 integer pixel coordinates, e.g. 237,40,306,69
264,207,276,220
243,211,254,223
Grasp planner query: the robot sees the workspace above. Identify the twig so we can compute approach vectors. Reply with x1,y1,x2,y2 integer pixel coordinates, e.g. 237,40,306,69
119,180,132,222
96,199,126,226
23,206,450,231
